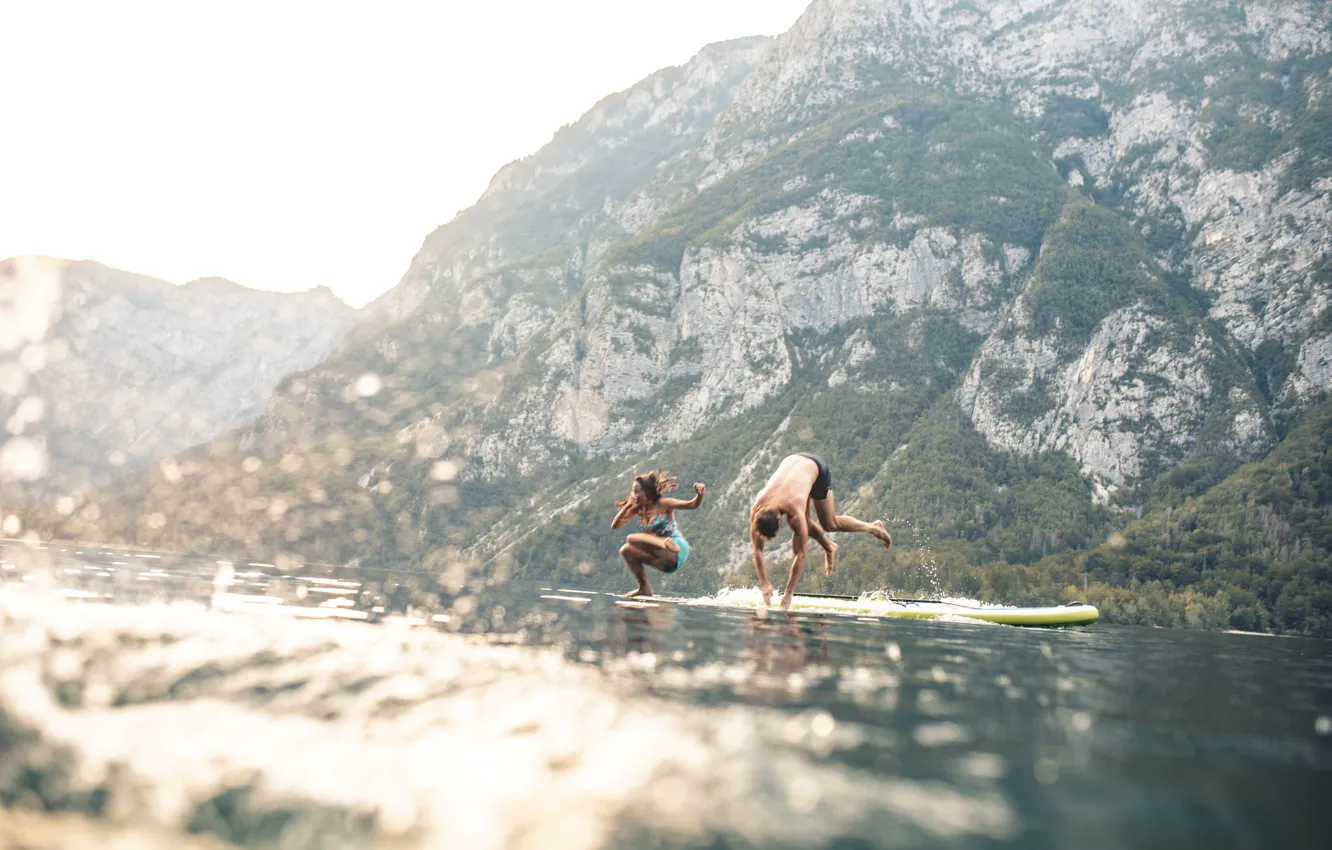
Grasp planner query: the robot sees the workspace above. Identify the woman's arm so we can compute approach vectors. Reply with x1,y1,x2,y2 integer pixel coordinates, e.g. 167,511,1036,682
661,482,706,511
611,499,639,529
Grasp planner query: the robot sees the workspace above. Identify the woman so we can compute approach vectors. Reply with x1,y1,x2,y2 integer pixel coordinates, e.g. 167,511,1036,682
611,469,705,598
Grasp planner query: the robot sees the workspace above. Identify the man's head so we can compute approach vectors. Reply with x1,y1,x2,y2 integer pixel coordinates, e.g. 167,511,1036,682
753,507,781,539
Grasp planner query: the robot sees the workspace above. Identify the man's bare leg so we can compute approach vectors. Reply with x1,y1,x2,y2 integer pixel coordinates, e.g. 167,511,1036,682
813,491,892,549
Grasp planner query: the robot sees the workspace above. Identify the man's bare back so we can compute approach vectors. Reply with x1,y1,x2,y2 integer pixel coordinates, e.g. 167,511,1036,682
752,454,821,516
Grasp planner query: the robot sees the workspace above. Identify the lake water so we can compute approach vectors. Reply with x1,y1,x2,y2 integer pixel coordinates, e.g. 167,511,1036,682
1,546,1330,849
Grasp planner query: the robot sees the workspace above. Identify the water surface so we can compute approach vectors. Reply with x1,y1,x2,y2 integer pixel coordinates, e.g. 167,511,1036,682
1,546,1329,849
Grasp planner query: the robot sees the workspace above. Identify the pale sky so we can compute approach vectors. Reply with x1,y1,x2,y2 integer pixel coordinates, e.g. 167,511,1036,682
1,1,809,308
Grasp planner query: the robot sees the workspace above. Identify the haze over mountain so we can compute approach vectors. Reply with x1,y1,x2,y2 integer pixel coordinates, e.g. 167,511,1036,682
0,257,358,501
36,0,1332,634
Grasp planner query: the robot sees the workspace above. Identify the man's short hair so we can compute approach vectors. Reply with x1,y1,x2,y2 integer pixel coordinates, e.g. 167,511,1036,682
754,508,780,539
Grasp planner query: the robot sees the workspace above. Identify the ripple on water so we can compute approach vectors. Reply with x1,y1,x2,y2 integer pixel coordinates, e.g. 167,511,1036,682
0,597,1020,849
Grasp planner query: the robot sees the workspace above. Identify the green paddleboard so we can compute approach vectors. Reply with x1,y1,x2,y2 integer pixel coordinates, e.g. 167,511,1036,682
610,591,1099,627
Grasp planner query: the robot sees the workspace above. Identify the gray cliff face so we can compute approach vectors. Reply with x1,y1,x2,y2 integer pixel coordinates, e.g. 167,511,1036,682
363,36,775,329
0,257,358,498
552,213,1024,454
958,299,1269,502
325,3,1327,486
447,1,1325,493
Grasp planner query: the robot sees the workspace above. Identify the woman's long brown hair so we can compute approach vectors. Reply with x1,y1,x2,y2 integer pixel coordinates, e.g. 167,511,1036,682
616,469,679,524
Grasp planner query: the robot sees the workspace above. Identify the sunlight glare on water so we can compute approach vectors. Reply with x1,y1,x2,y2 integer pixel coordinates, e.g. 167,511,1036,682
1,552,1331,849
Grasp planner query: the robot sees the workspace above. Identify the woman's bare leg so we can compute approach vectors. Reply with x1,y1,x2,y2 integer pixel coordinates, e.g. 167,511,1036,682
813,491,892,549
620,543,655,597
621,542,679,597
626,531,679,553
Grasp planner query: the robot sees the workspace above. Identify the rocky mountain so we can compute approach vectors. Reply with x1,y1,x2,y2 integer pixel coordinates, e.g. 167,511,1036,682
0,257,359,501
54,0,1332,634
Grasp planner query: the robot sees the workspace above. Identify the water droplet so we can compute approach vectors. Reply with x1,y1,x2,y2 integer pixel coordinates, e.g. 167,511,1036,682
84,681,113,708
1034,758,1060,785
1072,711,1093,732
1,515,20,535
810,712,835,738
0,437,48,481
15,396,45,424
159,458,182,484
914,721,973,747
782,716,805,744
280,453,304,473
786,773,821,813
0,362,29,396
355,373,383,397
1316,716,1331,736
955,751,1008,779
885,641,902,661
241,456,263,474
430,460,460,481
19,344,48,373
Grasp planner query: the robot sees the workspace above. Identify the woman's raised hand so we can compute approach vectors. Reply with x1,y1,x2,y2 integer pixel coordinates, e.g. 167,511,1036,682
693,483,706,498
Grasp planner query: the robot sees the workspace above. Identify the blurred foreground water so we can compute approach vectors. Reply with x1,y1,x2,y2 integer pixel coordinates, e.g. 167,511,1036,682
1,542,1331,849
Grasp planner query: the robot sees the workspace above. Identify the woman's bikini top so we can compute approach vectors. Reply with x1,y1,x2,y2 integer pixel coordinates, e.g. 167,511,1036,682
644,512,679,538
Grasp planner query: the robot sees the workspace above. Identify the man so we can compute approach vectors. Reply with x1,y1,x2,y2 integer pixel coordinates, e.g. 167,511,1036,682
749,452,892,609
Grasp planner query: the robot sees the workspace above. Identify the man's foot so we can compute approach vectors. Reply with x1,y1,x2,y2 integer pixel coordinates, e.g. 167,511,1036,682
823,539,839,576
625,584,654,598
760,582,774,607
872,520,893,549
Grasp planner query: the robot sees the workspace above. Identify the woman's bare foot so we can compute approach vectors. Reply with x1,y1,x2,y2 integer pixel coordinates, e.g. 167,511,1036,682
824,539,839,575
872,520,893,549
625,584,654,598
